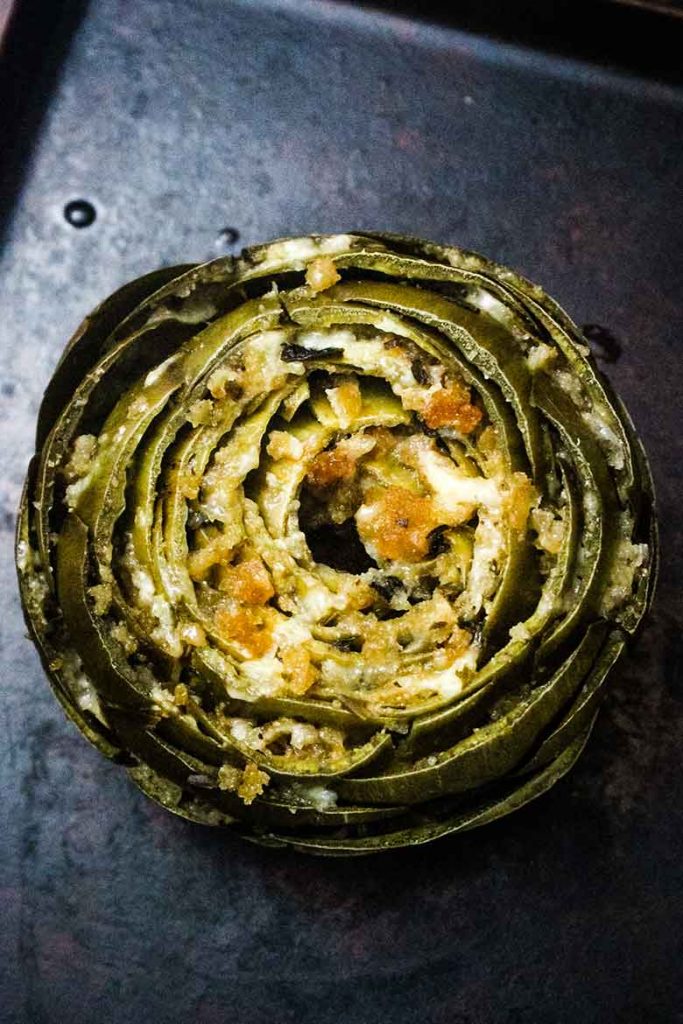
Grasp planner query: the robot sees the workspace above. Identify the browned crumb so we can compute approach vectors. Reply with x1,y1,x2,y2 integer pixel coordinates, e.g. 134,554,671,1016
306,433,376,492
214,605,273,657
357,485,438,562
306,256,341,293
307,445,358,489
237,761,269,804
326,378,362,427
530,507,564,554
266,430,304,461
505,472,537,535
280,645,317,695
217,559,275,605
438,626,473,667
216,760,269,803
422,382,482,433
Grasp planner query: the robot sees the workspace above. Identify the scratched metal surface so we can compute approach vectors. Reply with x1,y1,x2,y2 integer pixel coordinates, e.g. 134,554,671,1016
1,1,682,1021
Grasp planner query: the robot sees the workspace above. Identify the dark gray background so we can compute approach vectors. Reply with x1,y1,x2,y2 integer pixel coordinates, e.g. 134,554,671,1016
1,2,682,1021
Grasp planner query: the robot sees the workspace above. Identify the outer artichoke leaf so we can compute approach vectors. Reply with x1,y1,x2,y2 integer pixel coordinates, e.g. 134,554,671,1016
259,725,595,856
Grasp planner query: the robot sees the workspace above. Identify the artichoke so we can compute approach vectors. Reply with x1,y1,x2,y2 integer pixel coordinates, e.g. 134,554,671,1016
17,233,656,854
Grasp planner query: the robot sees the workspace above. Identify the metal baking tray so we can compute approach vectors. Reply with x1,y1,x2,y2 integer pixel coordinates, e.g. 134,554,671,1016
1,2,681,1021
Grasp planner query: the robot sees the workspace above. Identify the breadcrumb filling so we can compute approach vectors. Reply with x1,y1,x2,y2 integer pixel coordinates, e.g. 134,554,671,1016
45,272,645,787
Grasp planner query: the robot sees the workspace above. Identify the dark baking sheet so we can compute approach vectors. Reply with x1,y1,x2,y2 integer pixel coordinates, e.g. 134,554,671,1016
1,2,682,1022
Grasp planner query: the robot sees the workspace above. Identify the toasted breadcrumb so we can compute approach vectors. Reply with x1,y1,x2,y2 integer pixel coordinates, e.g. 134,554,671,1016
214,604,273,657
217,559,275,605
326,378,362,429
267,430,304,461
530,507,564,555
280,645,317,695
422,383,482,433
505,472,537,535
306,256,340,293
306,433,375,489
357,486,438,562
216,759,270,802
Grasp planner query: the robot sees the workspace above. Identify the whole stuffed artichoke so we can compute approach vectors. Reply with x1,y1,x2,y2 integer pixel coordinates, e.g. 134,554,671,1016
17,233,656,854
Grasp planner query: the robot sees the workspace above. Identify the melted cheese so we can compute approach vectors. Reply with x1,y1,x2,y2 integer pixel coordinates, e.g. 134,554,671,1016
416,447,501,512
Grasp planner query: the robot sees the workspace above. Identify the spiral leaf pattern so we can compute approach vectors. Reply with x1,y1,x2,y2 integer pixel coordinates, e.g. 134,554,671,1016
17,234,656,854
